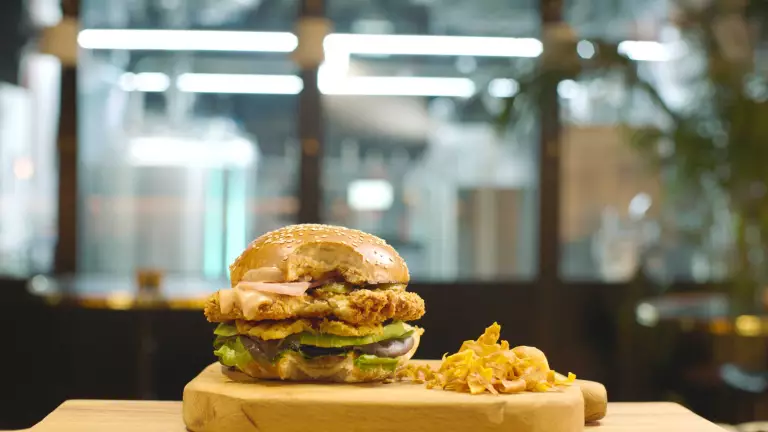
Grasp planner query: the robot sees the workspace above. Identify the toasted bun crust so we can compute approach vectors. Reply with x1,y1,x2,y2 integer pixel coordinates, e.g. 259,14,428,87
222,331,421,383
229,224,409,287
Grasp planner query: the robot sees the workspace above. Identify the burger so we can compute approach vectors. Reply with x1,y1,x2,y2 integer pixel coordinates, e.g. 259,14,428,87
204,224,425,383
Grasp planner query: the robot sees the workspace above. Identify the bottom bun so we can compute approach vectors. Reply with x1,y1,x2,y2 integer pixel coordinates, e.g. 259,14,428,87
223,329,421,383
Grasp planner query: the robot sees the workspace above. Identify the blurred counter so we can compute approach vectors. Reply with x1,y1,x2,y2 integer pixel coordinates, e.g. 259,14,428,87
20,273,225,401
26,273,222,310
636,292,768,337
634,292,768,422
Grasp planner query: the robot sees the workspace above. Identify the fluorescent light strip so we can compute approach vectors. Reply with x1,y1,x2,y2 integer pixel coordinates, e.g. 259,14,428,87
79,29,667,63
119,72,171,92
78,29,297,52
120,72,474,97
617,41,670,62
78,29,540,58
348,179,394,211
128,136,255,167
325,33,543,58
177,73,304,94
488,78,519,98
322,76,475,98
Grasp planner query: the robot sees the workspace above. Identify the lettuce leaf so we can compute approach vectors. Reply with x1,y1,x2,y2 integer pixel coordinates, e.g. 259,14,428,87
213,334,402,373
297,322,411,348
355,354,399,372
213,335,229,349
214,322,238,337
213,336,254,371
213,323,239,350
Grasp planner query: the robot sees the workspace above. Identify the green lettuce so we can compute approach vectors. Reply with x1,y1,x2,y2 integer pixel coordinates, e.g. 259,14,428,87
214,322,238,337
213,322,239,350
354,354,399,372
213,336,254,371
214,321,410,348
212,334,406,372
297,321,411,348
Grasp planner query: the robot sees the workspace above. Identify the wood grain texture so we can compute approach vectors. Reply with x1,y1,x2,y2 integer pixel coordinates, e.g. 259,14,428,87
3,400,724,431
585,403,725,431
183,363,585,432
578,379,608,422
12,400,184,432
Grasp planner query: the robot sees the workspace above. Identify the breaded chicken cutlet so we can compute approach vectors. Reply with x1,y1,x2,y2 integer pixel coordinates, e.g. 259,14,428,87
204,286,425,325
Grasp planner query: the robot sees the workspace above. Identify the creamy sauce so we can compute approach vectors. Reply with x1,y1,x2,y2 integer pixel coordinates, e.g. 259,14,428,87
219,266,287,317
219,285,280,318
219,289,237,314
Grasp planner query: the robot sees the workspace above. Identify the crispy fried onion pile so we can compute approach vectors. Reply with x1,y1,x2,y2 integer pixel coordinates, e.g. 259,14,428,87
396,322,576,395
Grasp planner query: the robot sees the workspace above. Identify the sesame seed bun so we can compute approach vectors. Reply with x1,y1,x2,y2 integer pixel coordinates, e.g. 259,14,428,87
229,224,410,287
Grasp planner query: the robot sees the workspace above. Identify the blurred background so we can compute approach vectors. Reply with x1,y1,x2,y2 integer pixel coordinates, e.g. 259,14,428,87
2,0,768,429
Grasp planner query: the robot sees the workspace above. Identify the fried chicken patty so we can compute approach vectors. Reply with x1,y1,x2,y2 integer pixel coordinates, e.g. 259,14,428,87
204,288,425,326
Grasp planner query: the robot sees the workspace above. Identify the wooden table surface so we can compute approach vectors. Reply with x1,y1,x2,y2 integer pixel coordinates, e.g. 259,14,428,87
6,399,725,431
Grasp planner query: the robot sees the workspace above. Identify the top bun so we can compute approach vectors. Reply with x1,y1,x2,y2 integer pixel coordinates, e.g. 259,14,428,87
229,224,409,287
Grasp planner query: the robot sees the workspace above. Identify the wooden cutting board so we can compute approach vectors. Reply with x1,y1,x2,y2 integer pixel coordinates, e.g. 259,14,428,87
183,362,590,432
4,400,726,431
2,363,725,431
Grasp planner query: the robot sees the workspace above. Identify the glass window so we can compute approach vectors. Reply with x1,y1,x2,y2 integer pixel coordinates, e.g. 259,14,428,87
560,124,664,282
320,1,540,281
0,60,60,277
0,0,61,277
558,0,721,283
78,0,299,279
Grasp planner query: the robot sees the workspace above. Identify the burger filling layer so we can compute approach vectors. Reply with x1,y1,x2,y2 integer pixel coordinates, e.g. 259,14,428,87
213,321,415,373
206,282,425,325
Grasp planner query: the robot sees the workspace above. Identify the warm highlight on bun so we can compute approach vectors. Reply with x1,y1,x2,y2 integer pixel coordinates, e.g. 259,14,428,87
223,332,421,383
229,224,409,287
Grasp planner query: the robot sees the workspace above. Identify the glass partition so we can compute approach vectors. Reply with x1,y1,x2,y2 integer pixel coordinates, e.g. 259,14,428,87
78,0,299,279
320,0,541,281
557,0,723,283
0,5,61,277
75,0,704,284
